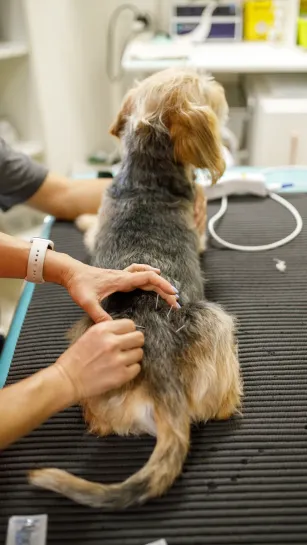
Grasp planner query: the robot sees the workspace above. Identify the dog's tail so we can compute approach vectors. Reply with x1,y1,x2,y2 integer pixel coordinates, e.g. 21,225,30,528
29,407,190,509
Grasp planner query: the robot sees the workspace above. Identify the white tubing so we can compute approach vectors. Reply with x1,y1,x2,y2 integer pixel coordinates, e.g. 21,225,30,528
208,192,303,252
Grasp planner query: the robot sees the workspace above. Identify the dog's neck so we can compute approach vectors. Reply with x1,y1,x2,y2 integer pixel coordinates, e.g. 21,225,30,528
110,128,194,202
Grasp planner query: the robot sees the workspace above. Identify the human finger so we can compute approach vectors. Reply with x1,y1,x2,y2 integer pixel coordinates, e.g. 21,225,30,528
120,348,144,366
98,318,136,335
118,331,145,351
125,263,161,274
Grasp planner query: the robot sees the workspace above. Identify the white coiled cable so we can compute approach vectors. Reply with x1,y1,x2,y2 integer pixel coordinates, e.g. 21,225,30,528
208,192,303,252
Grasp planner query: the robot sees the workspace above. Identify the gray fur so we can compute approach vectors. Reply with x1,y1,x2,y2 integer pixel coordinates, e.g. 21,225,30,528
93,127,205,406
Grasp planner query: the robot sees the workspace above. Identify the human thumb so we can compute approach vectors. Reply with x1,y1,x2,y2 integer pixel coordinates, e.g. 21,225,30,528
84,300,112,323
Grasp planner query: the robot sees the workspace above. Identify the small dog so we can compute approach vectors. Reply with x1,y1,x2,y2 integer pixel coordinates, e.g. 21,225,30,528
30,68,242,509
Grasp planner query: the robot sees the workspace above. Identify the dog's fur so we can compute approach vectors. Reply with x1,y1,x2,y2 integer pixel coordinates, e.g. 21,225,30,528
30,68,242,509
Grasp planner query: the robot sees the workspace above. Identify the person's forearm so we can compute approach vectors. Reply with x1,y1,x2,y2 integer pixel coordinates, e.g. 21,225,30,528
0,232,30,279
0,232,72,283
0,365,74,450
26,172,112,220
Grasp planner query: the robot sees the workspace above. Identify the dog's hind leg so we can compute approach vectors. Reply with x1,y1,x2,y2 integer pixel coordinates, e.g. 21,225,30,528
82,399,113,437
214,339,241,421
198,233,207,254
181,302,242,424
81,386,156,439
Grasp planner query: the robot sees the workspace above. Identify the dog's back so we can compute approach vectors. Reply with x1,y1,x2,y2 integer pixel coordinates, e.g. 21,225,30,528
94,135,204,401
30,69,241,509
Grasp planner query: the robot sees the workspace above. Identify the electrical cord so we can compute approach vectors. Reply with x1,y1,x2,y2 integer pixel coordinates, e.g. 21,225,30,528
208,193,303,251
106,4,151,83
208,166,305,251
106,4,139,83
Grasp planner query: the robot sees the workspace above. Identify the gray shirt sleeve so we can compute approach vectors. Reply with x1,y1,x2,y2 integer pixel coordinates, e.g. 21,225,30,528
0,138,48,211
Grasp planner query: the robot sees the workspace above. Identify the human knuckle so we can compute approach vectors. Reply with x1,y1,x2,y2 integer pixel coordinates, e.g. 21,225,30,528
93,322,108,334
108,376,122,390
136,348,144,361
115,370,128,386
103,335,118,352
124,319,136,331
134,363,141,375
130,364,141,379
136,332,145,345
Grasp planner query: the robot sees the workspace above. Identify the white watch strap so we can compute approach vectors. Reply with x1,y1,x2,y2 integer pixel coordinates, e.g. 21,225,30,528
26,237,54,284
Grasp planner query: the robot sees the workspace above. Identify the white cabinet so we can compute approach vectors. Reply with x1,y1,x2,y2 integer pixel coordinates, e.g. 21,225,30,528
246,75,307,167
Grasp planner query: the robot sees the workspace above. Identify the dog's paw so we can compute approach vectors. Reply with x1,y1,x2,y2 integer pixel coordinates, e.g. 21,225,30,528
75,214,99,253
75,214,97,233
199,233,207,254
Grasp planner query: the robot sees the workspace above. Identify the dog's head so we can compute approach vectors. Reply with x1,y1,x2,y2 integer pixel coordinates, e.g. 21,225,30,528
110,68,228,183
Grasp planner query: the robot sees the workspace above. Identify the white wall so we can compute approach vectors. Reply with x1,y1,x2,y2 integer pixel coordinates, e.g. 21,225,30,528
0,0,43,146
24,0,166,174
25,0,106,173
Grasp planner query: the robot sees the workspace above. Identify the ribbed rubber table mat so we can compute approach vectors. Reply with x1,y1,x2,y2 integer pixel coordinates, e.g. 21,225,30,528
1,195,307,544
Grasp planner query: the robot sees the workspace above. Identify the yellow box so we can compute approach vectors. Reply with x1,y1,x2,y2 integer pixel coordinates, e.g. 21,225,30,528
298,17,307,47
244,1,275,41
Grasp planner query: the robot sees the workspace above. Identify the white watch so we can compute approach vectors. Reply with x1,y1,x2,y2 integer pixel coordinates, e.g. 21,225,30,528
26,237,55,284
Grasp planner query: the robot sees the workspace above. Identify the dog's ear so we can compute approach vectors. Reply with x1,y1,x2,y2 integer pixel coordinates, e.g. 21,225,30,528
109,91,134,138
169,103,225,184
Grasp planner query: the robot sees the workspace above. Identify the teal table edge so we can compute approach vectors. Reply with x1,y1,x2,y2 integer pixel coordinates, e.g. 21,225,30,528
0,215,54,388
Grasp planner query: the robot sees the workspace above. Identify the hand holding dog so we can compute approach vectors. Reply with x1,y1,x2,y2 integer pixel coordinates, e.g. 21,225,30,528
59,257,179,323
0,319,144,450
55,319,144,401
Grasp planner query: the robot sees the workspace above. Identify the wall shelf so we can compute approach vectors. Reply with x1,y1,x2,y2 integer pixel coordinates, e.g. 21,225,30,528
123,40,307,74
0,41,28,60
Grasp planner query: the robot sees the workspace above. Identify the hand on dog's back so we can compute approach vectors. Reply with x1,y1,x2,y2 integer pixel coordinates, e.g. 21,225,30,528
58,254,179,323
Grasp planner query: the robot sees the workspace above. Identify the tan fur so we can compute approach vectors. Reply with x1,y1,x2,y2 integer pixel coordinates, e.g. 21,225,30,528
29,408,190,508
170,104,225,183
110,68,227,184
110,90,135,138
66,315,93,344
185,306,242,422
184,168,207,253
82,385,156,437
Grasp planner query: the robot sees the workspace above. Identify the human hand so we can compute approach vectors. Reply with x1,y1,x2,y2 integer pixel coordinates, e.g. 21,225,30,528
60,257,179,323
54,319,143,402
194,184,207,236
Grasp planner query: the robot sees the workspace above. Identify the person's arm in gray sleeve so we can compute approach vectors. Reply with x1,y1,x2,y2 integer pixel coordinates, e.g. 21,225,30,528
0,138,48,212
0,137,112,219
0,137,114,220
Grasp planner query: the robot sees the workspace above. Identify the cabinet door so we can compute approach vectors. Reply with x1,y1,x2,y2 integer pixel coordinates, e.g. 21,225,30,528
249,98,307,166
